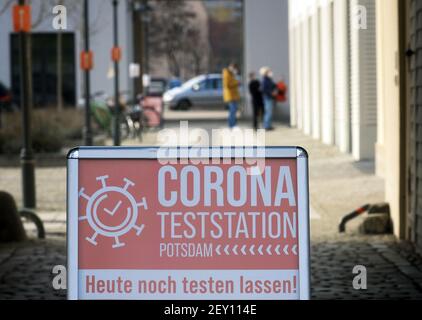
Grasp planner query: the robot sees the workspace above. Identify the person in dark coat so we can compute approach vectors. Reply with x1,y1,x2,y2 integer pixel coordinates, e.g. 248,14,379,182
248,72,264,130
260,67,277,131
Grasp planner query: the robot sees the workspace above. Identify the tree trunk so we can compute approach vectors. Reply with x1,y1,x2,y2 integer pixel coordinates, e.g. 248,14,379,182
168,51,180,78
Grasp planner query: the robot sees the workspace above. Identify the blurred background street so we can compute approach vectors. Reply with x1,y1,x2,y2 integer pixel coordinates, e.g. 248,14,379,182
1,0,422,300
1,119,422,299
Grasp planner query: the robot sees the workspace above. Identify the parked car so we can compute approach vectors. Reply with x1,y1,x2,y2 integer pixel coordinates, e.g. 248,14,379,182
168,77,182,89
146,77,168,97
163,74,243,110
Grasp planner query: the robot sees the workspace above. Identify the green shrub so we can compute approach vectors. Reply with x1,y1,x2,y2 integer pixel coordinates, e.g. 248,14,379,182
0,108,83,154
53,108,84,140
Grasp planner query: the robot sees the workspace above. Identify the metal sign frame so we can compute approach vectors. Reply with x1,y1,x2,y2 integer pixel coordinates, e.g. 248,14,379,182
67,146,310,300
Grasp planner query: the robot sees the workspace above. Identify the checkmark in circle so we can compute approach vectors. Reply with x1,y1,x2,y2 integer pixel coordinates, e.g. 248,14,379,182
104,200,123,216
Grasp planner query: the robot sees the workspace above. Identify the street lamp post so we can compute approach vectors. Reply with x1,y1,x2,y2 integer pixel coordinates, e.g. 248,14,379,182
141,0,152,95
133,0,153,96
18,0,36,209
143,3,149,76
83,0,93,146
132,0,143,98
112,0,121,146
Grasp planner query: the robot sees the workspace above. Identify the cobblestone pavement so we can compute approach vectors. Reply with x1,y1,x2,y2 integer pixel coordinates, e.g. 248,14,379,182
0,239,66,300
1,120,422,299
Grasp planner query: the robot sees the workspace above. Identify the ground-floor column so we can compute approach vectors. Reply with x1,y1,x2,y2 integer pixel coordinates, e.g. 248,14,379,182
296,22,304,130
374,0,401,238
349,0,378,160
310,7,321,140
302,16,312,135
333,0,351,153
320,0,335,145
288,15,297,127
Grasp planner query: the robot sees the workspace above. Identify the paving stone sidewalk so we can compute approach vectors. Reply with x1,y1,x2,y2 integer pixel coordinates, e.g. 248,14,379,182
1,236,421,299
0,239,66,300
1,121,422,299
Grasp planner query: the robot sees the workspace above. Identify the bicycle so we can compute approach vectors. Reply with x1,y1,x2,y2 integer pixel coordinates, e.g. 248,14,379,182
87,91,131,140
126,94,164,141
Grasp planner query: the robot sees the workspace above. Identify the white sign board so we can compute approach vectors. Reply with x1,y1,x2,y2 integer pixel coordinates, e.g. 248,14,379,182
67,146,310,300
142,74,151,87
129,63,140,78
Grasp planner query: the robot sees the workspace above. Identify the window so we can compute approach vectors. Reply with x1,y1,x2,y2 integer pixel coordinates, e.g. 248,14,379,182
10,32,76,108
197,79,214,90
212,78,223,89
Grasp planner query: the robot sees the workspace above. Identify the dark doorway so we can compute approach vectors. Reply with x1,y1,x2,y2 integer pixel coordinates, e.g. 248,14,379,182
10,32,76,108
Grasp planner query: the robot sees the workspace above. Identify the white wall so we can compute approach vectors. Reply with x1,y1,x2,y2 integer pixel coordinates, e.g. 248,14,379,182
86,0,131,102
0,0,132,104
349,0,377,160
375,0,401,237
295,24,304,130
333,0,351,153
288,2,297,127
301,16,312,135
319,1,335,145
244,0,290,121
310,8,321,140
289,0,378,160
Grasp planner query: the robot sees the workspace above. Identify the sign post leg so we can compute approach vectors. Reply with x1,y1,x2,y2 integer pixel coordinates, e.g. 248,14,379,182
17,0,36,209
112,0,121,146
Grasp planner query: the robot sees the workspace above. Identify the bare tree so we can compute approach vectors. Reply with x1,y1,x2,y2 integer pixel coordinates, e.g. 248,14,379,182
184,27,208,76
148,0,202,78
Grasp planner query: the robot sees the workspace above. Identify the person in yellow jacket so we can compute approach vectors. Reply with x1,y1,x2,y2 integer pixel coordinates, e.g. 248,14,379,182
222,63,240,128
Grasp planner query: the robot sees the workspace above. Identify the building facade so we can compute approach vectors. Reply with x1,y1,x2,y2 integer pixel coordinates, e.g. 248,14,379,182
289,0,377,159
289,0,422,252
403,0,422,250
0,0,285,116
0,0,133,108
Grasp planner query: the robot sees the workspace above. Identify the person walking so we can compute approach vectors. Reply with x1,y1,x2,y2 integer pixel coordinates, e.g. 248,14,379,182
260,67,277,131
248,72,264,131
222,63,240,129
